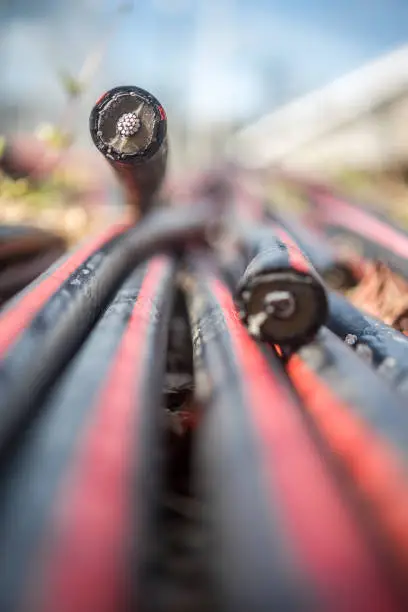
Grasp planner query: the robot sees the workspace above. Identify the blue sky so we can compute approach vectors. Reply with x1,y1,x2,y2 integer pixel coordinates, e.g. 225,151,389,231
105,0,408,120
2,0,408,127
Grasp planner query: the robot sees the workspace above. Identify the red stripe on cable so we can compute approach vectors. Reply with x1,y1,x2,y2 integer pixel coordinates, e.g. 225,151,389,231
210,277,397,611
0,223,129,357
270,223,311,274
34,257,167,612
95,91,108,106
288,354,408,573
317,194,408,259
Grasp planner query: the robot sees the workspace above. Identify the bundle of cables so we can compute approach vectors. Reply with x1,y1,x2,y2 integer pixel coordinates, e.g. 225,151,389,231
1,86,408,612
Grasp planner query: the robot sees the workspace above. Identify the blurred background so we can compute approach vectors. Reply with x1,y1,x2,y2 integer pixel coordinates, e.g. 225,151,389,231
2,0,408,240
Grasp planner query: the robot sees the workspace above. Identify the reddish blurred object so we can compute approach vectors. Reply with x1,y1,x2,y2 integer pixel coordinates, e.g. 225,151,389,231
0,135,60,181
348,261,408,334
0,134,114,211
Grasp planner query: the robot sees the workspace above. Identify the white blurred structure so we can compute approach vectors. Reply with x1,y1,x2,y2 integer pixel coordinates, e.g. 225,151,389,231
229,45,408,178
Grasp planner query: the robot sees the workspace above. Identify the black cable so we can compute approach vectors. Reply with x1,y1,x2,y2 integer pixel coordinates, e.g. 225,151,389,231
287,328,408,597
234,223,328,347
0,205,213,463
266,209,359,289
182,255,394,611
309,189,408,280
90,86,168,216
183,255,315,612
0,255,176,612
290,327,408,465
327,291,408,392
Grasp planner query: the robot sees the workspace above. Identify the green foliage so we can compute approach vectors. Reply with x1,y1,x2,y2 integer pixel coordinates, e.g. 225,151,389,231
0,136,6,159
35,123,73,150
0,166,79,210
333,168,372,190
57,70,85,99
0,0,133,217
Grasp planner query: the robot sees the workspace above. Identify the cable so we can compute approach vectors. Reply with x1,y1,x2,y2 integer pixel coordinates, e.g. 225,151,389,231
200,175,328,347
266,209,360,289
235,223,328,347
182,256,397,612
0,256,176,612
287,328,408,589
327,290,408,391
0,205,213,462
310,189,408,280
0,221,130,356
90,86,168,217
